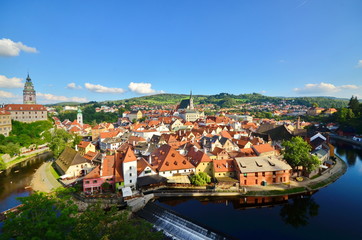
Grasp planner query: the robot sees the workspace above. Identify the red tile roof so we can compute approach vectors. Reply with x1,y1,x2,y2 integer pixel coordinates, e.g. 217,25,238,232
213,159,235,172
4,104,47,111
151,144,194,172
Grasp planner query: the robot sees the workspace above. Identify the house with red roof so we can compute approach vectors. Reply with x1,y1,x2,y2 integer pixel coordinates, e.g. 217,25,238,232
150,144,195,178
83,155,115,194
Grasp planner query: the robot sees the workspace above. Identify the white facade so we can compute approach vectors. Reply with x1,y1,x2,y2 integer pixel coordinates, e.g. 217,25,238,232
123,161,137,187
63,163,94,178
158,167,195,178
138,166,157,177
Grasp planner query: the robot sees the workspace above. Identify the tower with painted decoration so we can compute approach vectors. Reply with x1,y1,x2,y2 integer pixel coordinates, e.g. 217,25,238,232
77,107,83,126
23,74,36,104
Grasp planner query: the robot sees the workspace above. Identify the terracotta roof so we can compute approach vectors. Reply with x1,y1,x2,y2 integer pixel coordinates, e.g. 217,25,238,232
102,155,115,176
0,108,10,115
137,158,156,176
83,151,98,161
151,144,194,172
213,159,235,172
84,166,100,179
4,104,47,111
120,146,137,163
252,144,275,154
240,148,257,157
55,147,88,174
78,141,91,149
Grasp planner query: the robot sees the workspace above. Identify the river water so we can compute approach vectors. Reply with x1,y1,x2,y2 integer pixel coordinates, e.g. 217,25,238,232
0,152,52,213
0,144,361,239
155,141,362,239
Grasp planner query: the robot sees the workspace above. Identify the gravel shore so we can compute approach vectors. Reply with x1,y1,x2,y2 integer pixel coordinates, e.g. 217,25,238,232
30,161,61,193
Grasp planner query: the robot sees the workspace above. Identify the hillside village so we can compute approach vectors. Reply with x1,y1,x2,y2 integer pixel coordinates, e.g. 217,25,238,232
0,76,346,197
51,93,336,197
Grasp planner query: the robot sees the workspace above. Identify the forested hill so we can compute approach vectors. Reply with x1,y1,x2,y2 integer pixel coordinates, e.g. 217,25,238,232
99,93,349,108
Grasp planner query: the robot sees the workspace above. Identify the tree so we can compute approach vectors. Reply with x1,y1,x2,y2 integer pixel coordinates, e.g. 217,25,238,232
282,137,320,175
1,188,163,240
49,129,73,157
348,96,360,116
0,158,6,170
1,189,78,240
190,172,211,186
69,204,163,240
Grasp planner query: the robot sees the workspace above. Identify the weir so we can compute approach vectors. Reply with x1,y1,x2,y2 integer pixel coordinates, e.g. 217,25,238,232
136,202,234,240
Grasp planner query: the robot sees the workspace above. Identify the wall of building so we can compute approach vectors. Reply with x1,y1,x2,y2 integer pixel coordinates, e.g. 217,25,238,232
237,170,291,186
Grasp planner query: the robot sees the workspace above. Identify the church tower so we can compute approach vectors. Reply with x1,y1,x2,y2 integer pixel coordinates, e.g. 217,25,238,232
77,107,83,126
189,90,194,110
23,74,36,104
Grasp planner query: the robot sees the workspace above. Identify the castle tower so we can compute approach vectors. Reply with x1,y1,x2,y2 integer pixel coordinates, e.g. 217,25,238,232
23,74,36,104
77,107,83,125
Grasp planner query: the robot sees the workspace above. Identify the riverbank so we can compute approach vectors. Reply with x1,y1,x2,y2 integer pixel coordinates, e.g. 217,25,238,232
4,148,50,170
330,134,362,147
30,161,61,192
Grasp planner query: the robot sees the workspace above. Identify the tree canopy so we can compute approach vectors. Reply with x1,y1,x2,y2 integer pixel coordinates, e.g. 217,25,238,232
1,188,163,240
190,172,211,186
282,136,320,173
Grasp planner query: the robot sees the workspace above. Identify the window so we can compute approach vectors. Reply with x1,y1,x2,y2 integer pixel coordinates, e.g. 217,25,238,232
262,172,265,177
93,180,97,183
85,181,89,184
129,173,132,176
244,180,247,185
129,166,132,170
280,177,283,182
244,173,247,177
273,178,276,183
130,180,132,183
255,172,258,177
255,179,258,184
273,171,276,176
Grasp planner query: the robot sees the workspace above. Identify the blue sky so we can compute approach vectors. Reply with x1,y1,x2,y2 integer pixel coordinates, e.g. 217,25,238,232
1,0,361,104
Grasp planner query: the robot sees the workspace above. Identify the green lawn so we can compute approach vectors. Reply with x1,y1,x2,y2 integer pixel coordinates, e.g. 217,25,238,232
50,164,60,180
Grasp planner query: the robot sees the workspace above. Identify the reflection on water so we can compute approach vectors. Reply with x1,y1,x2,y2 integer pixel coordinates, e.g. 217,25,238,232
280,195,319,228
0,152,52,212
332,140,362,166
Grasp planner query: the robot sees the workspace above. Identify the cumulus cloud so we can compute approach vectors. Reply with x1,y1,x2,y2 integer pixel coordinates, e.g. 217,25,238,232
294,82,359,94
37,92,88,103
128,82,164,95
0,38,38,57
0,90,17,98
0,75,24,88
66,82,82,89
84,83,126,94
357,60,362,68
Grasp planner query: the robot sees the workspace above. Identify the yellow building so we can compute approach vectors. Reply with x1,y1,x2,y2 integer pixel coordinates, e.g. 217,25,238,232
0,109,12,137
187,148,213,177
77,141,96,156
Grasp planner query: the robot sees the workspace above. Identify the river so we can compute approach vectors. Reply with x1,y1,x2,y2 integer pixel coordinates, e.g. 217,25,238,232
0,144,361,239
0,152,53,213
155,141,362,239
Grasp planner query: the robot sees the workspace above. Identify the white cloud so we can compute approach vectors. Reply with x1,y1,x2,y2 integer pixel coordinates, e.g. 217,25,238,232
294,82,359,95
357,60,362,68
66,82,82,89
0,38,38,57
260,90,267,94
0,90,17,98
0,75,24,88
128,82,164,95
37,92,88,103
85,83,126,94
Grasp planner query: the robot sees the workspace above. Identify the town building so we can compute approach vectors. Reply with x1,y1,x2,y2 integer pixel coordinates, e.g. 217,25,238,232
4,104,48,123
0,109,12,137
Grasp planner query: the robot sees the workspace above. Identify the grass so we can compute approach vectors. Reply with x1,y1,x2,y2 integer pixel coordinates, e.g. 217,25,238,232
50,164,60,180
310,174,321,180
5,149,48,169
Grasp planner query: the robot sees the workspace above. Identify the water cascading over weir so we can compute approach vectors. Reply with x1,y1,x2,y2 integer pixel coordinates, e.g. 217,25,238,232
136,202,234,240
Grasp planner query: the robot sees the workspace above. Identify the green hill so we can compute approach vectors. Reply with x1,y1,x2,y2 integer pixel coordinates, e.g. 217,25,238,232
100,93,349,109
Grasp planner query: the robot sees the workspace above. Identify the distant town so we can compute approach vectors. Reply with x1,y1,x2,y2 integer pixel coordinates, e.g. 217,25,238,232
1,75,360,199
